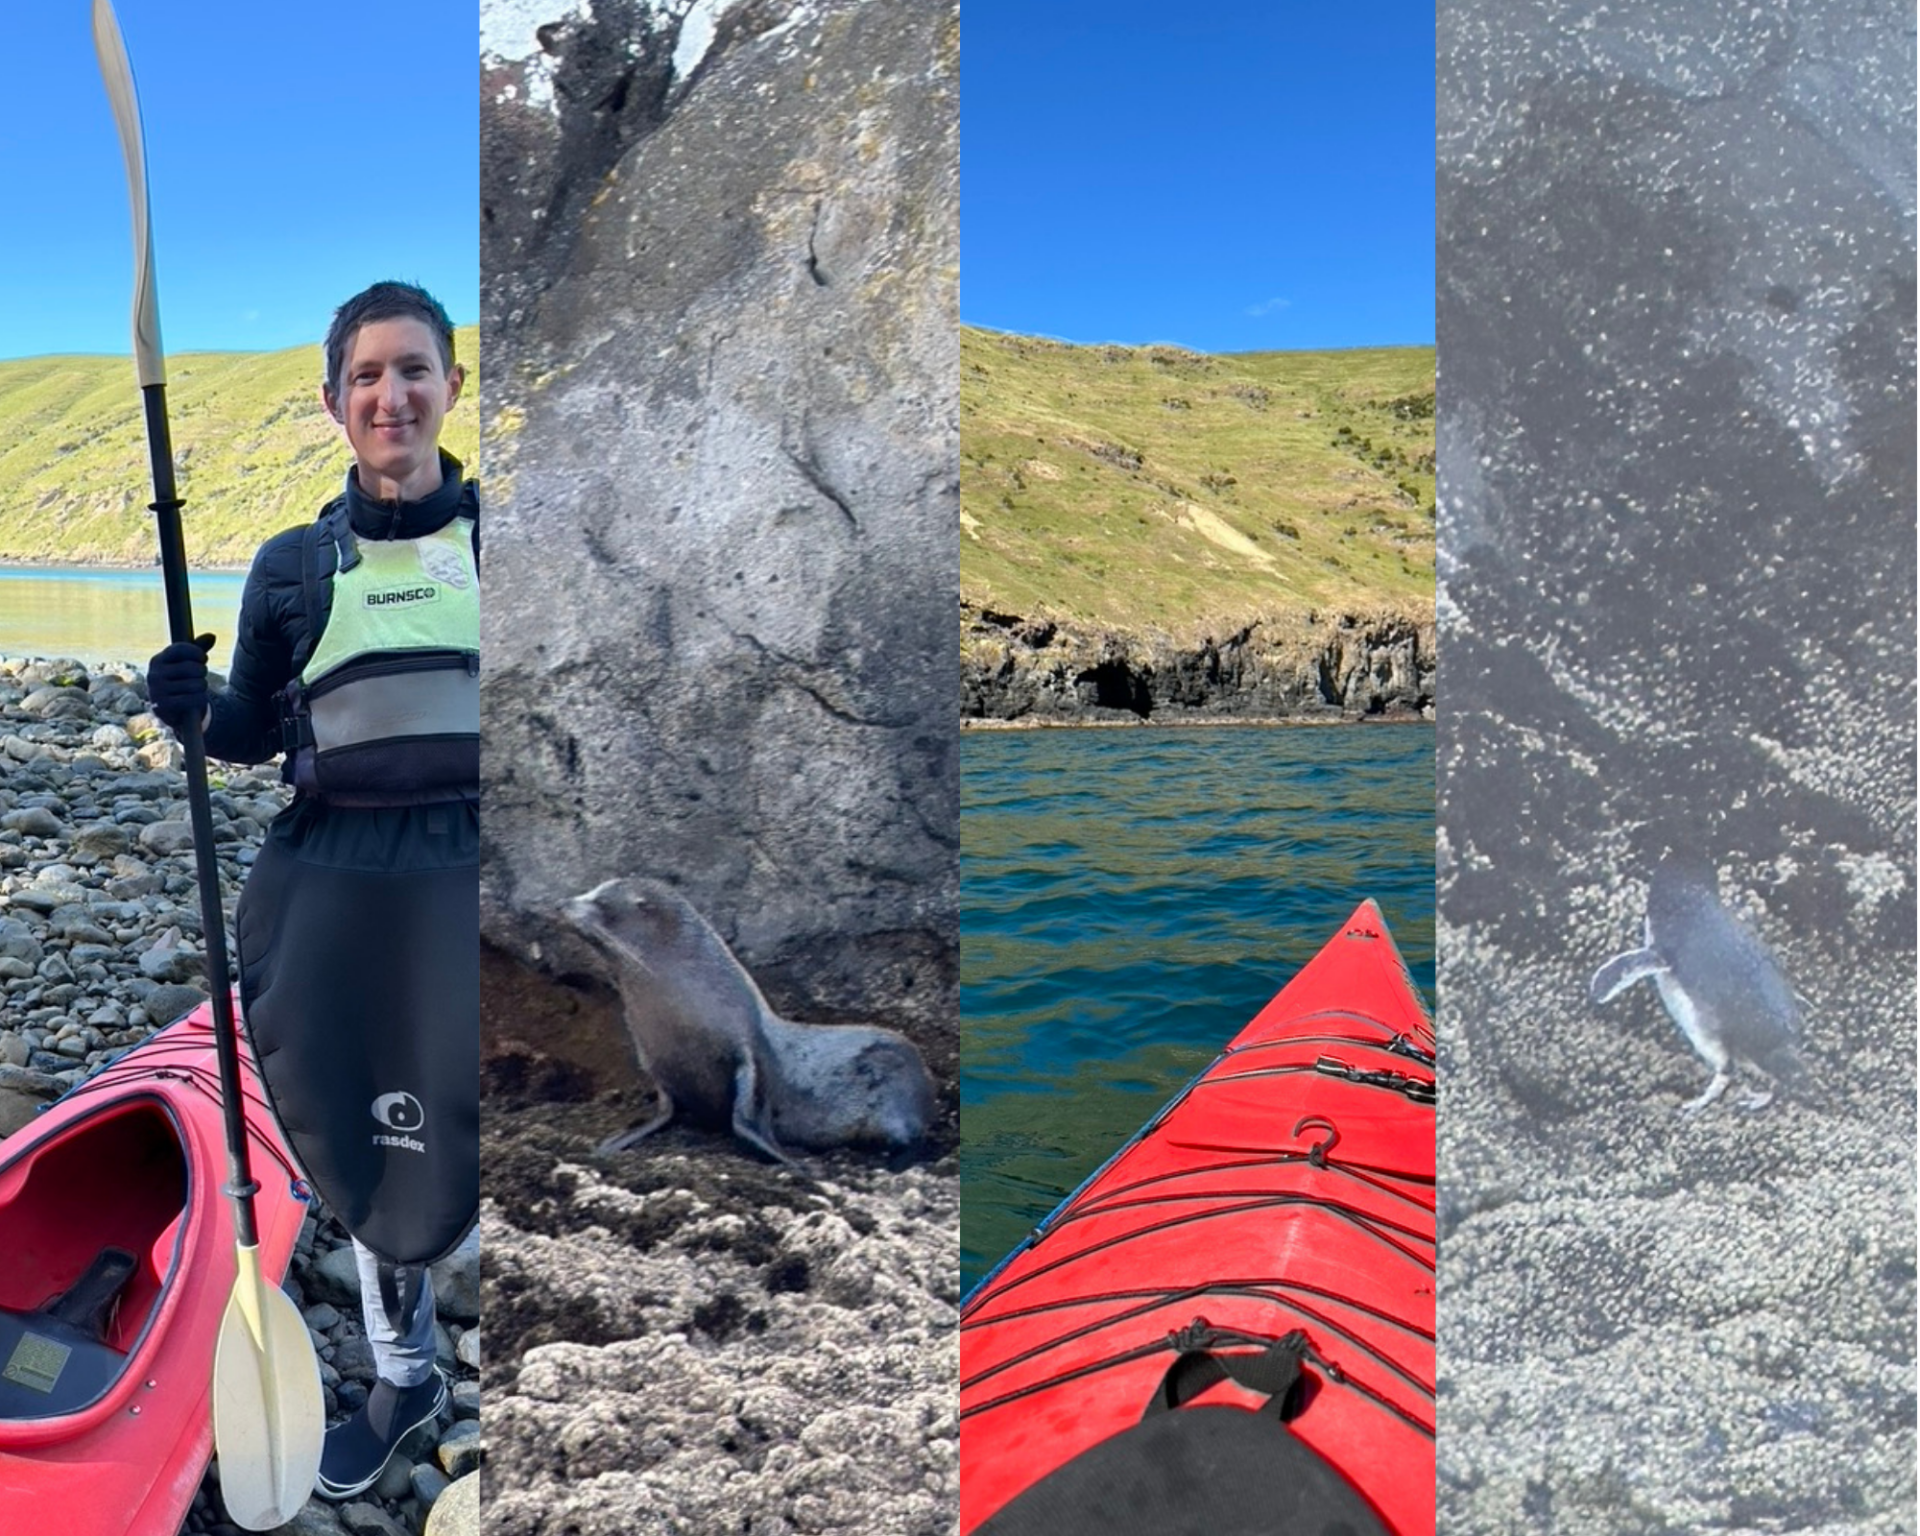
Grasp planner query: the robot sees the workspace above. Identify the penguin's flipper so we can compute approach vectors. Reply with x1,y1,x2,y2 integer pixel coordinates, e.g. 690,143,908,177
1591,948,1667,1005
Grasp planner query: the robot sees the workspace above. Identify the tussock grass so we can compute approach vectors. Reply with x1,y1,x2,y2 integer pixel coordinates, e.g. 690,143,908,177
961,327,1434,636
0,326,480,567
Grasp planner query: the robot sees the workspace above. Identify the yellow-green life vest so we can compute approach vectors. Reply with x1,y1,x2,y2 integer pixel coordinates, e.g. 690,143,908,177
286,510,479,804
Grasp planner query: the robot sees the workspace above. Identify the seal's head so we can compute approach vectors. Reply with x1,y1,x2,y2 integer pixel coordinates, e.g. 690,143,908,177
566,877,698,962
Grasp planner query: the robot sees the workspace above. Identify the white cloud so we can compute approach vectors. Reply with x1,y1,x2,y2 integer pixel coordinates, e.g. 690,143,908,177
1245,297,1291,317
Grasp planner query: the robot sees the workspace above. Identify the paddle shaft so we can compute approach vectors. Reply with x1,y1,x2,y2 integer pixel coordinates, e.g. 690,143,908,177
143,388,264,1249
93,0,262,1251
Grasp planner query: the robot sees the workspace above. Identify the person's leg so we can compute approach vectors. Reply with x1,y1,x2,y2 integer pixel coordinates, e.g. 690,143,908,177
355,1239,438,1388
316,1240,446,1499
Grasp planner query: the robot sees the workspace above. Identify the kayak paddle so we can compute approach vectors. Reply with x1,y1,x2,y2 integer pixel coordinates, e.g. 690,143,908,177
90,2,326,1525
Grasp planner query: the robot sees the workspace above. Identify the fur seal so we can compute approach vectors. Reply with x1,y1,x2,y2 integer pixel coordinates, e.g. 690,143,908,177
1590,850,1819,1113
563,877,936,1160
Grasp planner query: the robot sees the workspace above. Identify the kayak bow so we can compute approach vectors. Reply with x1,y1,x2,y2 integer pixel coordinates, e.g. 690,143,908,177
960,899,1436,1534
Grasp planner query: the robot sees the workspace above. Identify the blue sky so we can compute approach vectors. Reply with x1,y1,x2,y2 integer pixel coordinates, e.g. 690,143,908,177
0,1,477,362
963,0,1434,354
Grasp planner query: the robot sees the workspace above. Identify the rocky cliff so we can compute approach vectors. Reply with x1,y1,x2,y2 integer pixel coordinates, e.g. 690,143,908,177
479,0,958,1025
962,602,1433,723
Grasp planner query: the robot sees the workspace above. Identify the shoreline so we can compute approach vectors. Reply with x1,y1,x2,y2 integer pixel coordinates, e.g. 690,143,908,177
0,559,250,575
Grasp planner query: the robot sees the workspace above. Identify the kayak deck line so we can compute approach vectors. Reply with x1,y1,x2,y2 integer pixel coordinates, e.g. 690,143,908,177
1002,1190,1435,1269
963,1273,1438,1430
960,899,1436,1534
1041,1154,1434,1220
963,1320,1434,1444
961,1190,1436,1409
972,1165,1436,1293
1225,1008,1437,1059
967,1055,1429,1309
969,1274,1438,1355
33,1026,287,1139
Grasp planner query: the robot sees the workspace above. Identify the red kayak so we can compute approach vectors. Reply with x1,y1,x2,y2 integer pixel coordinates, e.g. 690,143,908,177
0,1000,309,1535
960,900,1435,1534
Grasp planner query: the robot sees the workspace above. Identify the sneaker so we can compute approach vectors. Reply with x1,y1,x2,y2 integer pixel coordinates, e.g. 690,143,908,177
315,1370,449,1500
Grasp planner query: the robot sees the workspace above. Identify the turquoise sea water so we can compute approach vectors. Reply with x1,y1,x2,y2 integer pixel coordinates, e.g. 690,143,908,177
960,723,1435,1294
0,566,246,672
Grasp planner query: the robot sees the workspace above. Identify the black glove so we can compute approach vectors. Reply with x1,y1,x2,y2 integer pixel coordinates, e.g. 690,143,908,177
146,634,216,733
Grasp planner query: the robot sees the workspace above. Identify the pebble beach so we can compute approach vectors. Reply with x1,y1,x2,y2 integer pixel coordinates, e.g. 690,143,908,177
0,655,479,1536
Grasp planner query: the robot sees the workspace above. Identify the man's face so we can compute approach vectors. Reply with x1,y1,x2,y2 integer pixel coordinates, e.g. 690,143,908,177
323,317,463,497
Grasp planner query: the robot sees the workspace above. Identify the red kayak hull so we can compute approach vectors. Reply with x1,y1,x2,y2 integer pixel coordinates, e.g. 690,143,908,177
0,1001,309,1535
960,899,1436,1534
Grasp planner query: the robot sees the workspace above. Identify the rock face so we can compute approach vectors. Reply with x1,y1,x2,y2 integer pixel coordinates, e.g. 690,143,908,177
1437,2,1914,1530
479,0,959,1026
962,603,1434,723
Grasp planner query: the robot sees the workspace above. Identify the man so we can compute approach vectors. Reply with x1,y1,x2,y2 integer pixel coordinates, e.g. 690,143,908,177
147,280,479,1500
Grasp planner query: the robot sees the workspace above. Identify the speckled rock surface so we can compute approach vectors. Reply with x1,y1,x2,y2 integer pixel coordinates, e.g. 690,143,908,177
1436,1,1914,1531
479,1096,958,1536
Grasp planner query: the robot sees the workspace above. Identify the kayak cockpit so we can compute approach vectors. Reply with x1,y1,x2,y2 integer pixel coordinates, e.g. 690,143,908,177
0,1098,188,1422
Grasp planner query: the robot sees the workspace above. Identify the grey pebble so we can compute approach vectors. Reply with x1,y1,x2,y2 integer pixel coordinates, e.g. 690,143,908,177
435,1422,482,1480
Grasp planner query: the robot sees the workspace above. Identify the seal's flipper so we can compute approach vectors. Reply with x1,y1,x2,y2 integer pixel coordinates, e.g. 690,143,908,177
600,1089,677,1153
1590,948,1666,1005
730,1050,794,1166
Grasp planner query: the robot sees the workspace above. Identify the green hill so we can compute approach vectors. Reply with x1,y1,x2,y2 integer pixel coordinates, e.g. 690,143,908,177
0,325,480,568
961,326,1434,635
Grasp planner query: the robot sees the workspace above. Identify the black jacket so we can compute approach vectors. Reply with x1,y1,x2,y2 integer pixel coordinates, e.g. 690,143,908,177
206,451,479,767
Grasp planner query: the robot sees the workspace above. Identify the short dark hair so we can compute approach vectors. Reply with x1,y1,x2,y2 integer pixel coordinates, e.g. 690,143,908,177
323,281,456,398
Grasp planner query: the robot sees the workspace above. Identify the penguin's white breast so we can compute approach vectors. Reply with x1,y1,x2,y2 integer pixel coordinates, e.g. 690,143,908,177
1653,972,1721,1064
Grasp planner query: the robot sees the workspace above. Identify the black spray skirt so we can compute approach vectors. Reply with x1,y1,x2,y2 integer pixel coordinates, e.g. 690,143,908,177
235,796,478,1266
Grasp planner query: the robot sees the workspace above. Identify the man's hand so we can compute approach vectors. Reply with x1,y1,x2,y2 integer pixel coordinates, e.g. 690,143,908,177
146,634,216,733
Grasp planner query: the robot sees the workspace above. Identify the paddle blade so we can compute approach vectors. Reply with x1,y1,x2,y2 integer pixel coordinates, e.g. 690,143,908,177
90,0,165,388
212,1249,325,1529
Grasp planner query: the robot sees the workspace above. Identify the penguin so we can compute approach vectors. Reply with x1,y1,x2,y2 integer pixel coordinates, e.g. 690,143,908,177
1590,850,1819,1113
